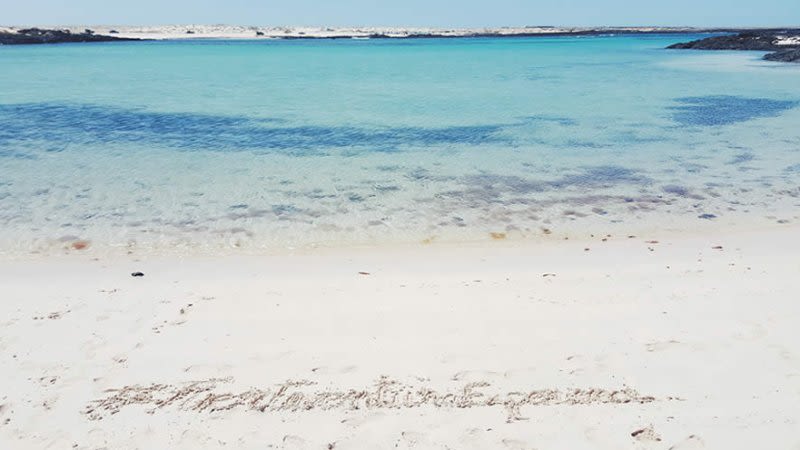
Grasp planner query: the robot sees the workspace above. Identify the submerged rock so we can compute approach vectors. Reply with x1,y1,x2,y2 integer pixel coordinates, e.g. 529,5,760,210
667,29,800,63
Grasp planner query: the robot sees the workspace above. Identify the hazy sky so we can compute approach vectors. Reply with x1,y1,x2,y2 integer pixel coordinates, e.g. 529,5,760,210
3,0,799,27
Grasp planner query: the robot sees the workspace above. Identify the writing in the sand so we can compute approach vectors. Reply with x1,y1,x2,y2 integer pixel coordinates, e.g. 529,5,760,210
85,376,656,422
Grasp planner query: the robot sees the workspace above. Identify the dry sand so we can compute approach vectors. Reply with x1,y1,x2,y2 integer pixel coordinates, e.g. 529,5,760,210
1,225,799,449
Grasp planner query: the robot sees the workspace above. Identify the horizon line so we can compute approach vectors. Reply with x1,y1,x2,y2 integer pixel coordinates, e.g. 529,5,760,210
3,24,800,29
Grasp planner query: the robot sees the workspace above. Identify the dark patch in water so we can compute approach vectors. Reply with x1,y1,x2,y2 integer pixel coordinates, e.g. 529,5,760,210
670,96,797,126
461,174,547,195
564,139,610,149
698,213,717,219
661,184,691,197
521,115,578,126
464,166,649,193
0,103,508,155
662,184,705,200
681,162,708,173
374,185,401,193
305,189,336,199
347,193,365,202
271,204,302,216
785,164,800,173
376,165,403,172
444,166,650,206
405,168,452,183
525,74,562,82
611,130,670,144
548,166,649,189
0,148,37,160
728,153,754,165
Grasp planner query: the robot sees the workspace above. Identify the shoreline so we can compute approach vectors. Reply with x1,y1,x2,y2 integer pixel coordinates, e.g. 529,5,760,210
8,221,793,267
0,25,778,43
2,223,799,448
1,218,794,262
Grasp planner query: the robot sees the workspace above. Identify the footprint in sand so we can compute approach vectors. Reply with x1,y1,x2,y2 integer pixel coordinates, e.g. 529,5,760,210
0,403,10,425
339,365,358,374
41,395,59,411
309,365,357,375
32,309,71,321
733,322,767,342
451,370,501,382
397,430,428,448
561,355,587,375
458,427,493,450
281,434,308,450
645,340,682,352
501,438,537,450
80,334,108,359
669,435,704,450
341,411,387,428
631,425,662,442
37,375,59,387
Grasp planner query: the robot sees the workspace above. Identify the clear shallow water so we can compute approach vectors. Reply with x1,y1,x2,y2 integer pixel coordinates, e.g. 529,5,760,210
0,35,798,256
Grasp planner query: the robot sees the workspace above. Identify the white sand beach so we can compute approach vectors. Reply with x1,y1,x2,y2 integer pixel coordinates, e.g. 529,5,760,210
3,0,800,444
2,224,799,449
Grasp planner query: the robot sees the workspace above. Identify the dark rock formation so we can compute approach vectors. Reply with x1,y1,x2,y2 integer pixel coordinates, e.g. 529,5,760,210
668,30,800,63
764,47,800,62
668,31,782,51
0,28,138,45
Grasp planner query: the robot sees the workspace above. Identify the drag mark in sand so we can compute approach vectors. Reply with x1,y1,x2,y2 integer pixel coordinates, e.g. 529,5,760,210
85,376,657,422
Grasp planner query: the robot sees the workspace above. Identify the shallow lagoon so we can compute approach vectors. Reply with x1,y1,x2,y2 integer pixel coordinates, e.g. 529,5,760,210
0,35,798,255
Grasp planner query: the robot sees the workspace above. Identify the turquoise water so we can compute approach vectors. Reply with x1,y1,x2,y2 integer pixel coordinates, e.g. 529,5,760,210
1,35,799,255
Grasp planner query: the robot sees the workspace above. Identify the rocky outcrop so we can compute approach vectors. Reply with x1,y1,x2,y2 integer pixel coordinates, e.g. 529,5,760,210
763,47,800,62
0,28,139,45
667,30,800,63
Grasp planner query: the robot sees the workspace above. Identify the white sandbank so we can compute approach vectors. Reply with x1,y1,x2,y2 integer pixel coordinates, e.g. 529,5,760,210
775,36,800,46
2,25,702,40
1,224,799,448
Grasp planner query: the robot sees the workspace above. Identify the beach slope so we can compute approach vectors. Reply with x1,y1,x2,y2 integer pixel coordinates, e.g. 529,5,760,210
1,226,799,449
